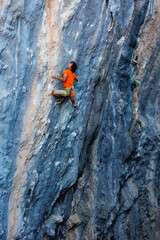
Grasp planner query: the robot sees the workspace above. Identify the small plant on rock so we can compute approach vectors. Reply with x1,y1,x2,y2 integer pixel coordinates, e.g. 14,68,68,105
131,75,140,88
131,75,140,91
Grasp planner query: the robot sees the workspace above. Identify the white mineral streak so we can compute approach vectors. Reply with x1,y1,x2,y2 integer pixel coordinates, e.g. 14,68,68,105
8,0,61,238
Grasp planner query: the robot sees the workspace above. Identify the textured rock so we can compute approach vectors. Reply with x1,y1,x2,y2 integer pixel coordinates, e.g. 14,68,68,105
0,0,159,239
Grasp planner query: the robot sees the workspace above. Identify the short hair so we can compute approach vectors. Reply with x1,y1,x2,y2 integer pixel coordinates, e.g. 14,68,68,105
70,61,77,73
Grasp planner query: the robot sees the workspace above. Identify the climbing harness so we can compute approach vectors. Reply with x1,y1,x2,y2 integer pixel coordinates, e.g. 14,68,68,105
64,87,71,97
63,87,75,97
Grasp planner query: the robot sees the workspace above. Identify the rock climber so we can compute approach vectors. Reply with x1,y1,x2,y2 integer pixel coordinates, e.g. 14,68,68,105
51,61,78,107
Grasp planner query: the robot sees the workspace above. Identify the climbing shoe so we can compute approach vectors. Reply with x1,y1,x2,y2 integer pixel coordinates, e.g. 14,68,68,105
72,103,77,108
56,98,64,104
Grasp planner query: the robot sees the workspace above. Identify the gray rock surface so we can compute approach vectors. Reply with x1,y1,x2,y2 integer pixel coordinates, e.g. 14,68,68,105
0,0,159,239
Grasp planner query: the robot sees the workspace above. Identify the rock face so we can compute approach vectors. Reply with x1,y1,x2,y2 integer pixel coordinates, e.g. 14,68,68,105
0,0,159,239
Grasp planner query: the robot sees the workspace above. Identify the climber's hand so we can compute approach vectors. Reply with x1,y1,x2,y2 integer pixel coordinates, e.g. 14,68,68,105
51,74,57,79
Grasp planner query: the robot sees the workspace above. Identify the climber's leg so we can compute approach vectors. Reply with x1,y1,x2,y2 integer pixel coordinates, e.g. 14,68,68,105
70,95,76,107
52,92,62,98
52,89,70,97
52,90,64,98
52,90,65,104
70,90,76,106
52,89,70,104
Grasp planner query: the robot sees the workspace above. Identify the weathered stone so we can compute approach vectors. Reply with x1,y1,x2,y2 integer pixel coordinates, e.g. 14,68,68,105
0,0,159,239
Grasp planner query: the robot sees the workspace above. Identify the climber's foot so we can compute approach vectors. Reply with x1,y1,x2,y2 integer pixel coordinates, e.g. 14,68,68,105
56,98,64,104
72,103,78,109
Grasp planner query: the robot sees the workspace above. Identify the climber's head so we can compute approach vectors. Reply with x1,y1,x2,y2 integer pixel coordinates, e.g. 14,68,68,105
67,61,77,73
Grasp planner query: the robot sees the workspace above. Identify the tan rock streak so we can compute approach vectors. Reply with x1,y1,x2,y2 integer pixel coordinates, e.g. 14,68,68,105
135,0,160,80
131,0,160,121
8,1,61,239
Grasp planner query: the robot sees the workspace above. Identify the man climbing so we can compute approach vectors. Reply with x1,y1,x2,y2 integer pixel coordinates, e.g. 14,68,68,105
51,61,78,107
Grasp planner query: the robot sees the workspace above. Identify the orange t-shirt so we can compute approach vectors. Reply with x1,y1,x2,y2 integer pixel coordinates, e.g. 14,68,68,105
62,69,76,88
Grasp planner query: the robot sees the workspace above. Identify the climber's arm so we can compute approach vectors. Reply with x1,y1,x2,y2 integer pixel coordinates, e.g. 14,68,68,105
75,75,78,82
51,74,67,82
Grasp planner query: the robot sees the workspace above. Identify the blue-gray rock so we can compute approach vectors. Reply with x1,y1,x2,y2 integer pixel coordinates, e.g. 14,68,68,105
0,0,159,239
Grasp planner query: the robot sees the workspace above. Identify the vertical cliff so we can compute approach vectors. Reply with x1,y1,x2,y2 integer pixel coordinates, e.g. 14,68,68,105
0,0,159,239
